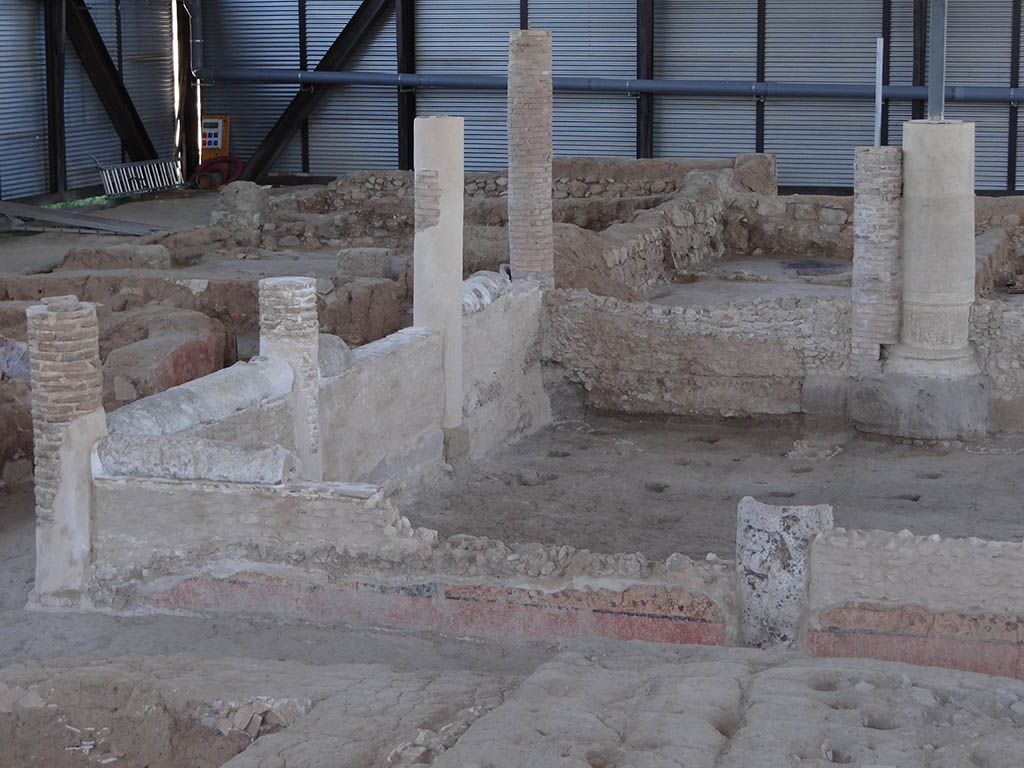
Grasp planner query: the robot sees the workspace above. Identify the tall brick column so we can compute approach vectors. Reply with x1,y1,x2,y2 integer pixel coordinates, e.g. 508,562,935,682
508,29,554,287
851,146,903,377
414,116,465,437
259,277,322,480
27,295,107,598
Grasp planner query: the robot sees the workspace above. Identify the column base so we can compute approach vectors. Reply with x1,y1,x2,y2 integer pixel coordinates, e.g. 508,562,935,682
849,373,991,440
885,344,980,378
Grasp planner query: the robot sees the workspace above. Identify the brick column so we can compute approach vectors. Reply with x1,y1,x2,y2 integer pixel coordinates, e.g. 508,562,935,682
259,277,322,481
851,146,903,378
414,116,465,437
508,29,554,287
27,295,107,598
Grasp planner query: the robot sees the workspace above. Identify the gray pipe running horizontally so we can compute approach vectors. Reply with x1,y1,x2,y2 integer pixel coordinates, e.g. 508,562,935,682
194,67,1024,105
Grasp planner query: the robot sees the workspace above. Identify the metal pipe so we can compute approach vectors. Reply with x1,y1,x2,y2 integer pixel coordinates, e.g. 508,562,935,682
874,37,884,146
928,0,947,119
194,67,1024,104
181,0,203,76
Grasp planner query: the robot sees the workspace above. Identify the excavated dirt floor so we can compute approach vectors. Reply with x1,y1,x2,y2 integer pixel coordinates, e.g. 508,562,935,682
412,415,1024,561
2,485,1024,767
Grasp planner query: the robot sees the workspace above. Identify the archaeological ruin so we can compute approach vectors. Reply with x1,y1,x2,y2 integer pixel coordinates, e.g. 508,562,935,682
2,16,1024,768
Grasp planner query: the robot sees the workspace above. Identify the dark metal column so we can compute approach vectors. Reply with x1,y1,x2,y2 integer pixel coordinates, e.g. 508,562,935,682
520,0,528,30
927,0,947,120
177,2,200,177
298,0,310,173
636,0,654,159
1009,0,1021,191
241,0,392,182
755,0,767,153
912,0,927,120
44,0,68,194
396,0,416,170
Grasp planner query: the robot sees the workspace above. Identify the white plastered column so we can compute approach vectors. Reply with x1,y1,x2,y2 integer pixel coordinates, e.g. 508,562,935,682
887,120,978,377
413,116,465,433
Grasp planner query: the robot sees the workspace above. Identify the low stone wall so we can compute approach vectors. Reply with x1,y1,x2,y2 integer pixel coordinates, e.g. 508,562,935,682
806,527,1024,679
86,473,736,646
975,228,1016,298
319,327,445,490
970,296,1024,429
462,286,551,459
545,290,851,418
725,194,854,261
327,157,740,204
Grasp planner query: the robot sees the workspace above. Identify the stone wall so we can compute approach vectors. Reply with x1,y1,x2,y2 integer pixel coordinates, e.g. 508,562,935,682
970,296,1024,429
806,527,1024,679
461,286,551,459
725,194,854,261
327,157,739,204
544,290,851,418
319,328,445,490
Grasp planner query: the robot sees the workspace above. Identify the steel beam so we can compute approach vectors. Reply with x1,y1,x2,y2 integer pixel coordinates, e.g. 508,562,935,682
881,0,892,144
44,0,67,193
66,0,157,161
1010,0,1021,191
241,0,393,182
396,0,416,170
927,0,947,120
755,0,767,153
636,0,654,158
912,0,927,120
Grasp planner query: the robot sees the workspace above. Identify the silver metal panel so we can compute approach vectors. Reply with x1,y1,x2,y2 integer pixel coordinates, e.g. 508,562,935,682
765,0,883,187
65,0,122,190
203,0,302,173
885,0,915,150
0,0,48,199
654,0,757,159
118,0,176,162
943,0,1012,190
306,1,398,175
531,0,636,158
415,0,519,171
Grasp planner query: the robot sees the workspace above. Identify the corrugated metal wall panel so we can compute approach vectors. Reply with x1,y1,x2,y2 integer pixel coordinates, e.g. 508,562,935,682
530,0,636,158
416,1,519,171
203,0,302,173
943,0,1012,190
63,1,176,190
0,0,48,199
653,0,757,159
65,0,122,190
306,1,397,175
119,0,176,161
886,0,915,150
765,0,882,186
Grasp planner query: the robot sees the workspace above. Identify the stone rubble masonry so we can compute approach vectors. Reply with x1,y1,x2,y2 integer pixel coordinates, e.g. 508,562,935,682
260,277,322,481
851,146,903,377
508,29,554,286
26,295,108,598
413,116,465,431
544,290,851,418
737,497,834,649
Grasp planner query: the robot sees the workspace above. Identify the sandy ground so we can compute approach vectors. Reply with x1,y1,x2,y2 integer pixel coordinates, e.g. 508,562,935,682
2,483,1024,767
411,416,1024,561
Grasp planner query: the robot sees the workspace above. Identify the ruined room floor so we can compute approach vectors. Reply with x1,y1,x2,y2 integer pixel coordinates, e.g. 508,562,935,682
412,416,1024,561
2,486,1024,767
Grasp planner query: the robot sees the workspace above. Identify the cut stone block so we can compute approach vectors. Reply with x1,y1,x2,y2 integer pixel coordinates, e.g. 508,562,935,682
737,496,834,648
